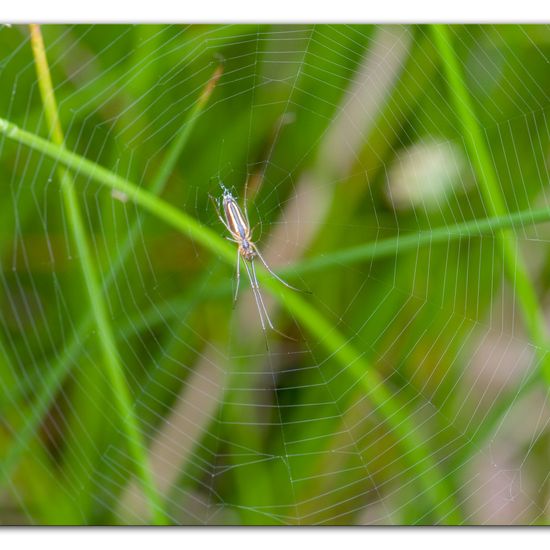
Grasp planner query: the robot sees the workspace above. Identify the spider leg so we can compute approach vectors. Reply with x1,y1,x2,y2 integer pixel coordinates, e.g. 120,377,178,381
249,259,275,330
233,249,241,307
242,259,267,330
243,259,269,350
249,222,260,240
242,197,251,229
252,244,309,293
209,193,232,233
250,259,297,342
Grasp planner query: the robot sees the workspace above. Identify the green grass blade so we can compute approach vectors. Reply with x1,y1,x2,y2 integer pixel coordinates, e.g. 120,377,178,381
285,206,550,276
431,24,550,384
0,116,234,262
26,25,167,525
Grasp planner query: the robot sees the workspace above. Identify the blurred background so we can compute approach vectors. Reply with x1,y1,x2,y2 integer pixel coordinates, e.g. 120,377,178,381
1,24,550,525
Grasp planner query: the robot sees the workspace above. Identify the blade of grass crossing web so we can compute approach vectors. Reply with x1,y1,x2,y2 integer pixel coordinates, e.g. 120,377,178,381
283,206,550,276
4,115,550,290
0,117,235,262
27,25,167,525
431,25,550,385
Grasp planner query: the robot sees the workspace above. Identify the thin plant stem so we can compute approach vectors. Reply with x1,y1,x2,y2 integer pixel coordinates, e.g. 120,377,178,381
431,24,550,384
283,206,550,277
27,24,167,525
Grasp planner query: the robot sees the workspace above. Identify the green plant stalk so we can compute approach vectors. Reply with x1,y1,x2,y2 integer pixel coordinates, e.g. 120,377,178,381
431,25,550,384
0,114,461,522
284,206,550,276
0,115,234,262
58,64,223,519
27,25,167,525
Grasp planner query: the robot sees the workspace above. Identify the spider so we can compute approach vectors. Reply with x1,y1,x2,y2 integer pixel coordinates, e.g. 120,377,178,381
211,183,304,339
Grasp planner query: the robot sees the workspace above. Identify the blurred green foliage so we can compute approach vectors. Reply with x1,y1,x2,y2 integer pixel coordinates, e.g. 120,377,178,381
1,24,550,525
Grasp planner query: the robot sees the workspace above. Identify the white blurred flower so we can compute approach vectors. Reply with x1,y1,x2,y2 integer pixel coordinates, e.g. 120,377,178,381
385,140,467,210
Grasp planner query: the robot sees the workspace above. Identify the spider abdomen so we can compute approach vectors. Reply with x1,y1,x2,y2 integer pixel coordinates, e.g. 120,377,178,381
223,193,250,241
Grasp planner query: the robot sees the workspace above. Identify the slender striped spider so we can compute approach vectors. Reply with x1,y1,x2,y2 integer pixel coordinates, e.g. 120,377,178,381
211,183,304,339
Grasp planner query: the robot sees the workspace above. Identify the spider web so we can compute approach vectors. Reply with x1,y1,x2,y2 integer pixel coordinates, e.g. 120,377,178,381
1,23,550,525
